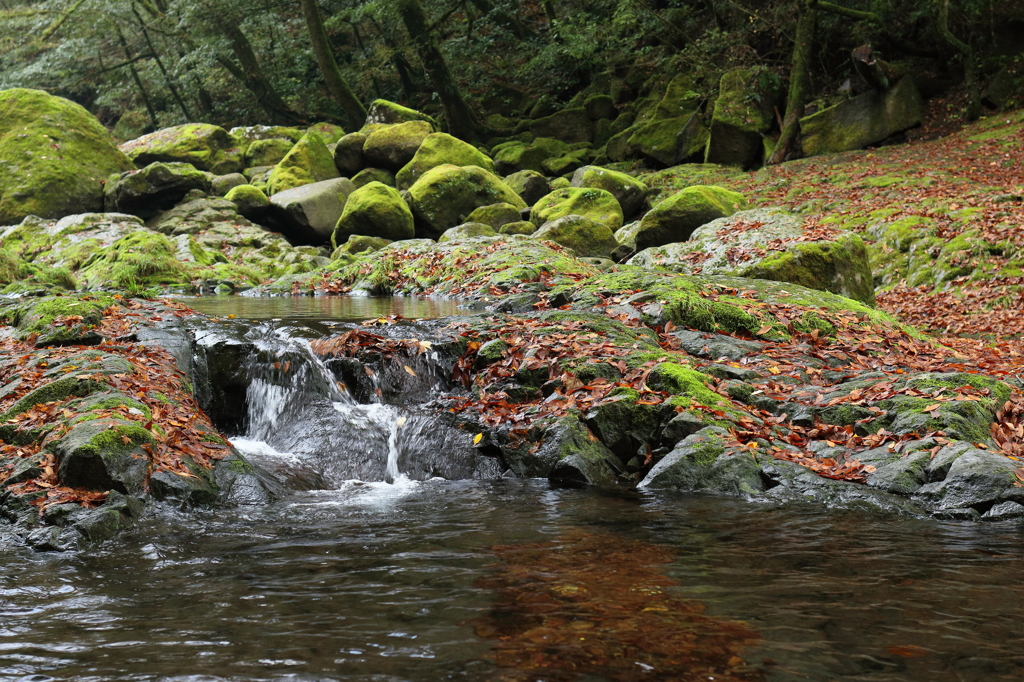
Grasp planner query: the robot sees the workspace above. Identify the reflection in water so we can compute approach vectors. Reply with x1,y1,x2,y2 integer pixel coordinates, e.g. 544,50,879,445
181,294,470,321
471,531,764,682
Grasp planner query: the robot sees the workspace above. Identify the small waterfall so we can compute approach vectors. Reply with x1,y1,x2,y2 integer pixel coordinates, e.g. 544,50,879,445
196,317,503,489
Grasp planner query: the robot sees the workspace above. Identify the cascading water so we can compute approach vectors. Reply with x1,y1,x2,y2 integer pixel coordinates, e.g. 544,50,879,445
194,318,502,489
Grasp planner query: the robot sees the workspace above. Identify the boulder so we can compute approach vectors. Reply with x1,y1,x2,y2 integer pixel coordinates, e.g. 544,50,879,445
0,88,135,225
570,166,649,219
269,177,356,245
504,169,552,205
532,215,618,258
333,234,392,258
530,187,623,232
333,132,368,176
362,120,434,171
493,137,570,175
584,94,617,121
438,223,498,242
623,185,747,251
530,108,592,144
121,123,243,174
266,132,339,195
224,184,270,221
306,122,346,144
407,164,527,236
542,149,593,176
351,167,396,188
801,76,924,156
52,418,155,494
628,115,708,167
229,125,303,150
466,203,523,230
245,138,294,167
628,208,875,305
395,132,495,189
331,181,415,247
211,173,248,196
104,162,211,219
363,99,438,128
704,69,778,169
499,221,538,235
638,427,764,496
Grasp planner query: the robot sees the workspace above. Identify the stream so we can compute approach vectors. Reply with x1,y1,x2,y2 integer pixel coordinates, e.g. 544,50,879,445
2,296,1024,682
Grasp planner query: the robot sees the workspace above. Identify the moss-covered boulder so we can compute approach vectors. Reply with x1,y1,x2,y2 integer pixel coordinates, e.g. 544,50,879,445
245,138,294,167
499,221,538,235
76,229,186,289
570,166,649,219
333,234,392,258
224,184,270,221
530,108,592,144
269,177,356,245
121,123,243,174
585,94,617,121
438,223,498,242
351,167,396,188
530,187,623,232
331,181,414,247
211,173,247,197
395,133,495,189
362,121,434,172
306,122,346,144
623,185,747,251
0,88,135,225
407,165,527,237
628,115,708,167
532,215,619,258
466,203,523,230
333,132,368,176
266,132,339,195
363,99,438,128
629,209,876,305
493,137,570,175
104,162,211,219
504,170,552,205
800,77,924,156
704,69,778,169
541,149,593,176
229,125,303,151
639,427,764,495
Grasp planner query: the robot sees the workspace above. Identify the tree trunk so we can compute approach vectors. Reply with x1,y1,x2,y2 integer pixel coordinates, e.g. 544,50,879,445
214,19,306,125
131,3,193,120
300,0,366,130
396,0,479,141
466,0,536,39
115,27,159,130
936,0,980,120
768,5,816,165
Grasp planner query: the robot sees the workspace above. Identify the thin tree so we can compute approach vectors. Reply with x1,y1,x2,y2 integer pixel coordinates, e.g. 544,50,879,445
768,2,816,165
300,0,366,130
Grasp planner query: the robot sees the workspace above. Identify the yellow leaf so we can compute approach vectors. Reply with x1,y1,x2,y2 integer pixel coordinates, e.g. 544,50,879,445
768,366,781,375
473,433,483,445
404,365,417,377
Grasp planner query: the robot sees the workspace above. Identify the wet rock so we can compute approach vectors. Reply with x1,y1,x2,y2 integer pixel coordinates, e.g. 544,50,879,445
52,418,155,494
536,418,622,485
214,452,285,505
639,427,764,495
914,447,1022,512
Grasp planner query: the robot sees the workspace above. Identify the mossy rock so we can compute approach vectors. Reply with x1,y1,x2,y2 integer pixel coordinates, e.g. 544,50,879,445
628,114,708,167
210,173,247,197
705,69,778,169
362,121,434,172
639,427,764,495
331,181,414,247
245,138,294,167
499,221,538,235
800,77,924,156
530,187,623,232
351,167,396,188
0,88,135,225
363,99,438,129
52,418,155,494
570,166,649,219
0,295,114,346
407,164,527,237
77,229,187,289
103,162,211,219
438,223,498,242
333,132,368,176
584,94,617,121
224,184,270,221
466,203,523,230
266,132,340,195
504,169,552,205
622,185,747,251
493,138,570,175
629,208,875,305
530,108,592,144
333,234,392,258
121,123,243,174
229,125,304,151
395,133,495,189
306,122,346,144
532,215,618,259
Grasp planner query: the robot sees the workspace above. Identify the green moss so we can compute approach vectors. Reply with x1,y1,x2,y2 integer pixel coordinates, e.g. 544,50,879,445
647,362,723,408
530,187,624,232
407,164,527,235
266,132,339,195
332,181,414,247
396,132,495,189
78,230,186,290
0,88,135,224
121,123,242,175
81,423,155,457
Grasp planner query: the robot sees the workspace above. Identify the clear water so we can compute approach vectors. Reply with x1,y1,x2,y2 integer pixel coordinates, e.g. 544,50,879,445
180,295,471,322
4,298,1024,681
2,482,1024,682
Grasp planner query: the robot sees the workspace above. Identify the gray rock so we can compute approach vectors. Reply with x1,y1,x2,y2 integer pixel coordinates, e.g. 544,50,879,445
504,169,552,205
104,162,212,219
544,419,622,486
52,418,154,494
333,132,368,176
210,173,248,196
268,177,357,245
914,447,1021,511
639,427,764,495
